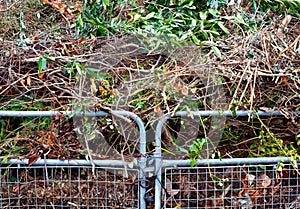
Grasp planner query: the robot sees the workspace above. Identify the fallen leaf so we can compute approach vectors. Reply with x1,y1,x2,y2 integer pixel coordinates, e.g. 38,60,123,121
154,105,161,113
173,80,180,92
280,76,287,83
20,79,26,86
281,15,292,31
27,75,31,86
181,85,189,96
28,153,41,165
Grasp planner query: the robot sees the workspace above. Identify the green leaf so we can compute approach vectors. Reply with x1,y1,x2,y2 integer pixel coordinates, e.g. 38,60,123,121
208,8,219,16
86,67,108,79
217,22,229,34
199,11,207,20
134,13,141,21
191,34,200,45
190,159,197,167
191,19,197,27
179,147,189,154
212,46,222,58
38,57,47,73
103,0,110,6
1,155,9,163
144,12,155,19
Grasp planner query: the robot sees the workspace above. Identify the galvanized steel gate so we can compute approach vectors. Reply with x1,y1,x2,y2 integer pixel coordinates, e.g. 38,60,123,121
0,110,300,209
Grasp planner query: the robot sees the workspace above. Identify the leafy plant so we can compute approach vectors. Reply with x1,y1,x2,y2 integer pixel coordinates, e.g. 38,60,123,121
76,0,133,37
189,138,206,166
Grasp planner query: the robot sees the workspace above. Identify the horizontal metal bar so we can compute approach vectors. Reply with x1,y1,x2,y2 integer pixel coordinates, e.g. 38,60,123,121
2,157,293,168
0,110,299,117
161,157,295,167
1,158,131,167
174,110,300,117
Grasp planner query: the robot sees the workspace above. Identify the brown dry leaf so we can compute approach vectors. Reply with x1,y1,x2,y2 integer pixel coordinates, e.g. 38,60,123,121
28,153,40,165
90,78,97,94
280,76,287,83
38,72,45,79
154,105,161,113
281,15,292,31
181,85,189,96
173,80,180,92
20,79,26,86
269,182,281,195
77,37,84,44
31,35,39,44
27,75,31,86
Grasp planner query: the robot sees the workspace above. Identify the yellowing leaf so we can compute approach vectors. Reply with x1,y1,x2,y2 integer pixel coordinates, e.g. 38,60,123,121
27,75,31,86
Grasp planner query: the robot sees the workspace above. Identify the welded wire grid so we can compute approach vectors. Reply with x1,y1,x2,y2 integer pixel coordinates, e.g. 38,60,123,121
164,163,300,209
0,165,139,208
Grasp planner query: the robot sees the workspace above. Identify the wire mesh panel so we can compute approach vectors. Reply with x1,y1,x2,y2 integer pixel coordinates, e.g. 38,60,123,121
0,164,139,208
164,163,300,209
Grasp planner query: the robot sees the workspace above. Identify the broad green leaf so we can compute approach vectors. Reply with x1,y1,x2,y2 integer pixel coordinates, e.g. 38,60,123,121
199,11,207,20
217,22,230,34
144,12,155,19
212,46,222,58
191,34,200,45
191,19,197,27
103,0,109,6
38,57,47,73
134,13,141,21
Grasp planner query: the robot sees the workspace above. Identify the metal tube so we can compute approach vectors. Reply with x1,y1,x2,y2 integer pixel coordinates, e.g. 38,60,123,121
0,110,147,209
154,115,171,209
173,110,300,117
1,110,299,117
2,158,129,167
161,157,293,167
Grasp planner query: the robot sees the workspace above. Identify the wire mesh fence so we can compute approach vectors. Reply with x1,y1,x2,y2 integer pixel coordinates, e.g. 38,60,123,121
163,162,300,209
1,110,300,209
0,163,139,209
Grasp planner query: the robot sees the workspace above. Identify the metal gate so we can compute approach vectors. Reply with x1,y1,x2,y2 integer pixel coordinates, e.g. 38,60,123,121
154,111,300,209
0,110,300,209
0,160,140,208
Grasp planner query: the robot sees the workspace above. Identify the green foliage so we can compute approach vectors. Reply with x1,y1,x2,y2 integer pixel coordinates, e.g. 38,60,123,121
76,0,230,45
188,138,206,166
76,0,133,37
255,0,300,18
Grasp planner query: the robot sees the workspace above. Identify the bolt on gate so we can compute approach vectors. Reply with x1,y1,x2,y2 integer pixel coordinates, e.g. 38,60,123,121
0,110,300,209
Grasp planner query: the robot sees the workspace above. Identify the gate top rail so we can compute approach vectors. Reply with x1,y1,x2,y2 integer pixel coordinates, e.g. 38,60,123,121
0,110,146,155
